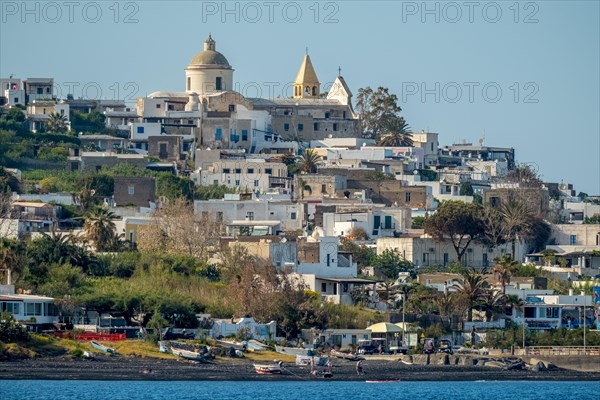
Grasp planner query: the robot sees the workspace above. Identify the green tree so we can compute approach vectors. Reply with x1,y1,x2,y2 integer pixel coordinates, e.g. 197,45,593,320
424,201,484,262
453,268,490,321
298,148,322,174
373,248,415,280
83,207,118,251
459,181,474,196
376,116,413,147
46,112,69,133
491,254,518,294
356,87,411,144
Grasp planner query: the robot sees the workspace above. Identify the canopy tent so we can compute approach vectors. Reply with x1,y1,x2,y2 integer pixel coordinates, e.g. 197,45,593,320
366,322,402,333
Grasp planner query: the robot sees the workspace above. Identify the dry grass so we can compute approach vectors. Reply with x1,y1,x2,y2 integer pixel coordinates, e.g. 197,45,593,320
243,350,295,363
87,340,176,359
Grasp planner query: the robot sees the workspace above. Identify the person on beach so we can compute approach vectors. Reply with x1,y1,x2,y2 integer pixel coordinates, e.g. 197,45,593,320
356,360,363,375
310,357,316,375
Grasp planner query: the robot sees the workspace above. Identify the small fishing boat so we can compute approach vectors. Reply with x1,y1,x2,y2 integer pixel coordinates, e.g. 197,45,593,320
330,349,362,361
254,363,282,374
366,379,401,383
158,341,169,353
90,341,117,354
216,339,247,351
82,351,95,360
295,355,326,366
275,345,312,356
170,346,205,362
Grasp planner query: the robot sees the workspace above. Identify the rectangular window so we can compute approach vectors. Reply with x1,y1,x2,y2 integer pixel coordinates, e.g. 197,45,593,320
187,77,191,91
313,123,319,131
265,168,272,174
247,168,254,174
291,212,297,220
37,88,43,94
284,123,290,131
483,253,488,267
325,112,330,119
235,180,240,186
235,168,242,174
422,253,429,263
246,212,254,221
216,77,222,91
321,282,327,293
254,180,259,187
443,253,449,265
333,123,338,131
298,123,304,131
242,130,248,141
128,186,135,195
156,104,161,109
215,128,222,140
569,235,577,245
321,184,327,193
405,192,411,202
524,307,536,318
228,104,235,112
137,126,144,134
343,283,349,293
223,168,231,173
327,253,331,266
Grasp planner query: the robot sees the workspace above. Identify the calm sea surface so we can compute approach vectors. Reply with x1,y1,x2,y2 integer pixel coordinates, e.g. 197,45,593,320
0,380,598,400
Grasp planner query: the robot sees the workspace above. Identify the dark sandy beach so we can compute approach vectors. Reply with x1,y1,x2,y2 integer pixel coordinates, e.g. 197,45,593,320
1,356,599,381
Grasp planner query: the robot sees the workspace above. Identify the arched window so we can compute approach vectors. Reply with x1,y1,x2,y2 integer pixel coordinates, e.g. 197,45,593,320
187,77,191,91
312,86,317,96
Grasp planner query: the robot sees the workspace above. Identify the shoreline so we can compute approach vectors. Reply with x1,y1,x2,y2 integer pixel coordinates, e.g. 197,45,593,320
1,356,599,382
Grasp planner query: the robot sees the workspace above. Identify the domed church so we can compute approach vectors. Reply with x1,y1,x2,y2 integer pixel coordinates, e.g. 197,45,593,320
185,34,234,94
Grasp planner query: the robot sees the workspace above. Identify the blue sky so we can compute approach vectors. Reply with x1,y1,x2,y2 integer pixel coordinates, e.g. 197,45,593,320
1,1,599,194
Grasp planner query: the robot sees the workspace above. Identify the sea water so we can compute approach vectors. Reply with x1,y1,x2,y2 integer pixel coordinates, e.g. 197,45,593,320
0,380,597,400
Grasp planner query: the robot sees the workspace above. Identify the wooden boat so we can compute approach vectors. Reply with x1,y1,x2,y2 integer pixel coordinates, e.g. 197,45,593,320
254,363,282,374
91,341,116,354
170,346,205,361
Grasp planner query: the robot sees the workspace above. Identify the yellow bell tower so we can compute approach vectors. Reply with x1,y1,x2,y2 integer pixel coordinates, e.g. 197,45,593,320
293,52,320,99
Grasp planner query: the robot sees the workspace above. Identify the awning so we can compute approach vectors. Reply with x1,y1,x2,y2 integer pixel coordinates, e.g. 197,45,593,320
315,276,379,285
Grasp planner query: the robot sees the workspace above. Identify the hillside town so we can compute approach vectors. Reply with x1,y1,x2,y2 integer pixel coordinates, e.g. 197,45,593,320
1,35,599,374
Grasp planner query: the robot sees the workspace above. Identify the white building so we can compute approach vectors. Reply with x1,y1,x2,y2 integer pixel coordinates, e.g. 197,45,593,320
321,204,411,238
194,196,303,231
0,285,57,325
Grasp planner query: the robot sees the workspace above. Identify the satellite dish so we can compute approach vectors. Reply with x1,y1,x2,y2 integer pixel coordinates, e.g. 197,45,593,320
413,170,419,175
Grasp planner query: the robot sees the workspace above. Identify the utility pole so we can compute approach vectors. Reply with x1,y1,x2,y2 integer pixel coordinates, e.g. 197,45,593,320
582,290,586,355
402,293,406,347
522,289,526,355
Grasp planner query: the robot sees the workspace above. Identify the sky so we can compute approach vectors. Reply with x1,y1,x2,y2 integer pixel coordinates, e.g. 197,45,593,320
1,0,599,194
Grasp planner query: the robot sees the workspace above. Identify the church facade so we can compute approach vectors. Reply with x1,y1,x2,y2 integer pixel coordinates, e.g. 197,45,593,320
129,35,361,157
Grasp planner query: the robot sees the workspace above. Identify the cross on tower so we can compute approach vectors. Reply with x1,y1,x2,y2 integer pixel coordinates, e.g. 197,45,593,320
338,66,342,77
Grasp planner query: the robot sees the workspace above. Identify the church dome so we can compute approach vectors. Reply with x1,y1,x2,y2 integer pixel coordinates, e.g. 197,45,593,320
189,35,231,68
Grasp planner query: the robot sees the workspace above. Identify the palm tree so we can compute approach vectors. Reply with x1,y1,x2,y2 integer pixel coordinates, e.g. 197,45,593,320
452,268,490,322
377,117,413,147
298,149,322,174
46,112,69,133
491,254,519,294
84,208,117,251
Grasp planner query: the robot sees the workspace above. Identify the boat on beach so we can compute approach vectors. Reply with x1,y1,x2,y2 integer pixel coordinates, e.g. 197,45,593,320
253,363,283,374
158,341,169,353
295,354,326,366
90,341,117,354
274,345,313,356
330,349,362,361
216,339,247,351
170,346,205,362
